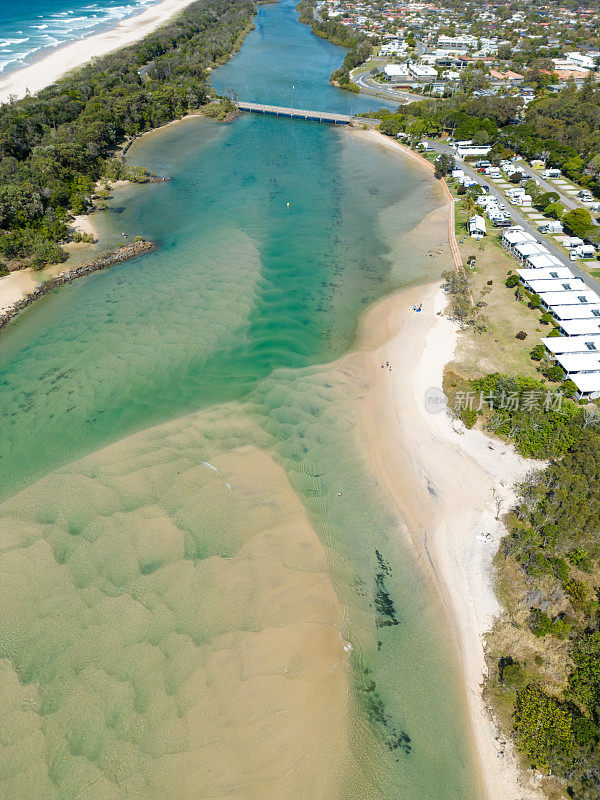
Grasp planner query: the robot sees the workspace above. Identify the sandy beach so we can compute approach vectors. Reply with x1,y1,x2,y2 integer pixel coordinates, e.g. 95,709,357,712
359,282,545,800
0,0,199,103
0,269,39,315
354,129,545,800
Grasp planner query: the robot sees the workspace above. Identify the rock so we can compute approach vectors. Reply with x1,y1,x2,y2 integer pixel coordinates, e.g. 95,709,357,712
0,240,155,334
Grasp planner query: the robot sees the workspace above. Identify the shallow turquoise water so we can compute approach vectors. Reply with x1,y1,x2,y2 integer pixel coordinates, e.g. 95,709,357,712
0,3,482,799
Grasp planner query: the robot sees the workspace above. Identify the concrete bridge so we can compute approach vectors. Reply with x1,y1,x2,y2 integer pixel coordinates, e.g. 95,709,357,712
236,101,354,124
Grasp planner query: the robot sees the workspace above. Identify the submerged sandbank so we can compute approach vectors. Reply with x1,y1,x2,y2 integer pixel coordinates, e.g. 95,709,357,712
0,0,199,103
0,405,361,800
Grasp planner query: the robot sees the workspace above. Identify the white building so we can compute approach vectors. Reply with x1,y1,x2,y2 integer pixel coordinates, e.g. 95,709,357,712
383,64,411,81
551,305,600,321
408,63,438,81
524,253,564,270
541,289,600,311
469,214,486,238
565,51,596,70
566,373,600,400
559,318,600,336
526,278,586,295
517,267,573,283
543,336,600,355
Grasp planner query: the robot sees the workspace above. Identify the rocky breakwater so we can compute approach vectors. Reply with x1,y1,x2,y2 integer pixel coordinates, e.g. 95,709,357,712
0,240,155,333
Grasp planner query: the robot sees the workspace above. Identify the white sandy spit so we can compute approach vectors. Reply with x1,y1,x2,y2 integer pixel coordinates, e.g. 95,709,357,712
360,282,546,800
0,0,199,103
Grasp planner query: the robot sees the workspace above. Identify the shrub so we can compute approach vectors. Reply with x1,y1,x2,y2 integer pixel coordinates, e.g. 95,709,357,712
515,330,528,340
572,716,598,747
562,379,578,398
564,579,589,613
460,407,477,428
528,293,542,310
542,365,564,382
569,548,593,573
505,274,519,288
514,685,575,769
530,345,546,361
570,632,600,716
529,608,570,639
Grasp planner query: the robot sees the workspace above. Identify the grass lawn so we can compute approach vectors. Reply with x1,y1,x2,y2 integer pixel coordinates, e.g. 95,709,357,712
450,193,553,380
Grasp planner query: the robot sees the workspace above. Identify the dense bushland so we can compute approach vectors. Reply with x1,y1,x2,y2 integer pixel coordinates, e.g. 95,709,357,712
0,0,255,269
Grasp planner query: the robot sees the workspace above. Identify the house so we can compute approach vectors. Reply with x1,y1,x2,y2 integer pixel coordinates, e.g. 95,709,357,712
565,372,600,400
517,267,574,283
540,290,600,311
543,336,600,355
512,241,548,263
551,304,600,321
489,69,524,85
565,51,596,69
525,278,587,295
559,318,600,336
501,227,536,253
555,352,600,377
553,69,590,86
469,214,486,238
524,252,564,270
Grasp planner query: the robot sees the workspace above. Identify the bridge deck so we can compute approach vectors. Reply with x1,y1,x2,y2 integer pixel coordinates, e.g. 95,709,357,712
236,102,352,124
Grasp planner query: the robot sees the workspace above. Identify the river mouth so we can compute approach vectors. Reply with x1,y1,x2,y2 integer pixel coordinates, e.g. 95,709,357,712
0,2,481,798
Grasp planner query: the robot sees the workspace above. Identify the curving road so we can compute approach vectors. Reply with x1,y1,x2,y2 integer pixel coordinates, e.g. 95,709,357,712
352,70,426,103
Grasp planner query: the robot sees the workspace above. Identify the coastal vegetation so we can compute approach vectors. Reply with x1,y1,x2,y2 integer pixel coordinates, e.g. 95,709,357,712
486,412,600,800
0,0,255,271
447,359,600,798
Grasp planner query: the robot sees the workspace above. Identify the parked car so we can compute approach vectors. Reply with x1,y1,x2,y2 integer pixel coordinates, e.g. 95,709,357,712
541,168,562,179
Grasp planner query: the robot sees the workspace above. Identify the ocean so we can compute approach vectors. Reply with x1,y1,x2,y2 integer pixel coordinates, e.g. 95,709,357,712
0,0,162,75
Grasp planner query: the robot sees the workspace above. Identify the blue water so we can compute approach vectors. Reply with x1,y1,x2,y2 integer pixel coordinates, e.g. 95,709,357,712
0,0,162,74
212,0,397,113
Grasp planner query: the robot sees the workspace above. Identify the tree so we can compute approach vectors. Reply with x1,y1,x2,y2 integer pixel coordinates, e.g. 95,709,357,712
563,208,594,239
434,153,455,179
544,201,563,220
534,191,559,211
514,685,575,770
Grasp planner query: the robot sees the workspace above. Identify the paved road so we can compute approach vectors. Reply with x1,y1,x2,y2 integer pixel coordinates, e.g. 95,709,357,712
510,160,591,217
353,70,425,104
429,141,600,295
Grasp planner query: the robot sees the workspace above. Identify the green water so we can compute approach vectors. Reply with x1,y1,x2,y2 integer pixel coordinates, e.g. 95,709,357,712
0,3,481,799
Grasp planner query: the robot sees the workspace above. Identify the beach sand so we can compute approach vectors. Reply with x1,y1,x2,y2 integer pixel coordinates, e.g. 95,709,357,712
0,0,200,103
354,127,545,800
0,268,39,315
358,281,545,800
